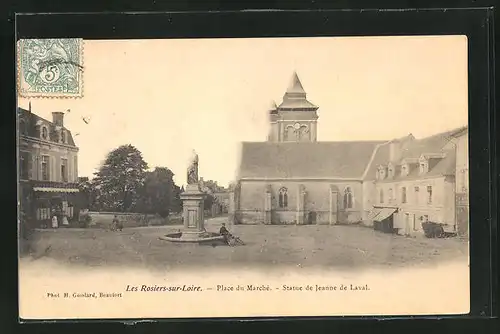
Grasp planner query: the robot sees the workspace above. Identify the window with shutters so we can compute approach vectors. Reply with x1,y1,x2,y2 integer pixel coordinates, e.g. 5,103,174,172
74,156,78,181
61,158,68,182
19,120,27,136
41,155,50,181
19,151,30,180
37,207,50,220
427,186,433,204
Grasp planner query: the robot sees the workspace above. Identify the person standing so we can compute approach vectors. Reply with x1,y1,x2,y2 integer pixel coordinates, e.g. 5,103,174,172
51,214,58,228
111,215,119,231
62,214,69,227
112,215,123,232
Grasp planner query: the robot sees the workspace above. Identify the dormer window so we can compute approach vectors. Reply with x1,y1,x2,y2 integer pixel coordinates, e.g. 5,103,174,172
377,165,387,180
401,164,408,176
387,163,395,178
41,126,49,140
61,130,66,144
418,156,429,174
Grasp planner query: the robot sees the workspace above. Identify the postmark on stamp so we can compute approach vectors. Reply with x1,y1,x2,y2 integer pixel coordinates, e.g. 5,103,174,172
17,38,84,98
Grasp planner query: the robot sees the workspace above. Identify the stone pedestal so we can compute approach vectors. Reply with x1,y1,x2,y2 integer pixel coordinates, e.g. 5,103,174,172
180,183,206,239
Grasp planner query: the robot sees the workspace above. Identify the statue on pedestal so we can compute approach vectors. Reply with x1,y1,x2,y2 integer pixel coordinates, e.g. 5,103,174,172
187,150,199,185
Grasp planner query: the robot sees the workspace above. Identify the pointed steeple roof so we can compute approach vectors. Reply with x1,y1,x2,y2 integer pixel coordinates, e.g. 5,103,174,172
278,71,318,110
286,72,306,94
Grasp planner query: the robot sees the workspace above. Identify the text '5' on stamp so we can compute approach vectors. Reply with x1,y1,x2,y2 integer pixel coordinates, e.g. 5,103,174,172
17,38,84,98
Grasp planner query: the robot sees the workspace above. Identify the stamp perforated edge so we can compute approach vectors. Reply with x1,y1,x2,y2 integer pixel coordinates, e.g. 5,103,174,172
16,38,85,99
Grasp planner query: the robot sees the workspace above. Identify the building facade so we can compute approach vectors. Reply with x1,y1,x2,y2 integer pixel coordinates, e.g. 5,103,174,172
18,106,80,227
231,72,468,235
199,178,230,216
368,127,468,236
451,127,469,237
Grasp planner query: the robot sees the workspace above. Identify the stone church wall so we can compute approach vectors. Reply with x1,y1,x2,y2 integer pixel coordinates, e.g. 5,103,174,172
237,180,365,225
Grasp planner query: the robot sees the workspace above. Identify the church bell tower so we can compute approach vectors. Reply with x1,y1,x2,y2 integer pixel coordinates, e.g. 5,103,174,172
267,72,319,142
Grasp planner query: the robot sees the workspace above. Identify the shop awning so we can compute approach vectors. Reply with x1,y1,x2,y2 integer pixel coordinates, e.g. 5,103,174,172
374,208,397,222
33,187,79,193
367,208,382,220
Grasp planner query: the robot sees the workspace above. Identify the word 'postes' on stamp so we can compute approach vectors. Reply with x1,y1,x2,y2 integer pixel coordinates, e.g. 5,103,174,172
17,38,84,98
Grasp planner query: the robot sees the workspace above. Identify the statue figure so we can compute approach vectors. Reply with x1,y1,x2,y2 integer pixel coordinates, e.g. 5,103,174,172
187,150,199,184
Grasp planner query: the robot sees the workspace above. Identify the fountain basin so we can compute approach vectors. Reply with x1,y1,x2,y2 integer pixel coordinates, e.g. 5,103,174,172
159,231,225,244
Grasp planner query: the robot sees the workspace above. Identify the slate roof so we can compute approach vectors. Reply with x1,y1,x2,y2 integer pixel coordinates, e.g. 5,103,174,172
373,126,466,183
363,143,391,181
376,149,456,183
277,72,318,110
450,125,468,138
278,99,318,109
237,141,386,179
396,127,464,161
18,107,77,147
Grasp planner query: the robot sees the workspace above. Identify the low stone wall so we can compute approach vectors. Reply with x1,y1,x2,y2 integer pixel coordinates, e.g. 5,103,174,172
236,210,265,225
87,212,181,228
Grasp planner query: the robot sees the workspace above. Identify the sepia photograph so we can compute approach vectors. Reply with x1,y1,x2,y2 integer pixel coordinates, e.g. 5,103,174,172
17,36,469,319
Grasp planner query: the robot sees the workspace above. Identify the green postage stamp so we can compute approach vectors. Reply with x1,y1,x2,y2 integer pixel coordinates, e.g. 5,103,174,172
17,38,84,98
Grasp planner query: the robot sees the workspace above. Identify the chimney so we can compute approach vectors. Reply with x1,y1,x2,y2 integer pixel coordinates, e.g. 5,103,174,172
52,112,64,127
389,141,402,162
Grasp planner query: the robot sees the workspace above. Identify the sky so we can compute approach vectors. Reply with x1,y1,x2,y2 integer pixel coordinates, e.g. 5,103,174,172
18,36,468,187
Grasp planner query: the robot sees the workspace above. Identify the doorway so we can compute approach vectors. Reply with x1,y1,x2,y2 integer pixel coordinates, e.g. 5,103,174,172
308,211,317,225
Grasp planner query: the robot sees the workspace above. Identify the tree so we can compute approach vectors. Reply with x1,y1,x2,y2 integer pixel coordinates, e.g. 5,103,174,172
137,167,175,218
202,180,219,210
92,144,148,212
77,177,93,210
170,185,182,213
204,193,215,211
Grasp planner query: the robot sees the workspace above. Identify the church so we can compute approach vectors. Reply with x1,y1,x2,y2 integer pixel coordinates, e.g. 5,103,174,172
231,72,391,225
230,72,466,236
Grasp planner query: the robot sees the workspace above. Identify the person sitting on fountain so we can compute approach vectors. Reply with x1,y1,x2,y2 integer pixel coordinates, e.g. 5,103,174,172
219,223,230,240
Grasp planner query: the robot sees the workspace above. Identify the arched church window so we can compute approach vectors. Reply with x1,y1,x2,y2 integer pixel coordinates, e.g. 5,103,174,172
278,187,288,208
284,126,294,142
297,125,308,141
343,187,353,209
